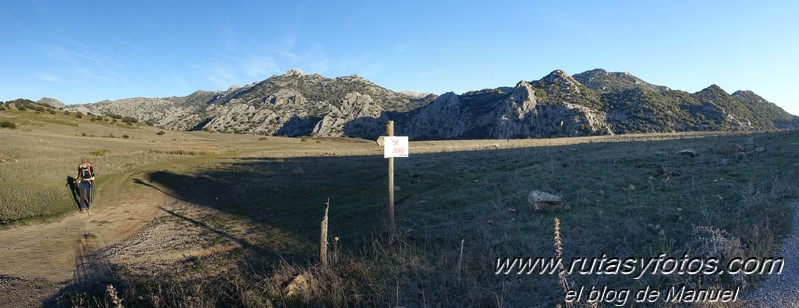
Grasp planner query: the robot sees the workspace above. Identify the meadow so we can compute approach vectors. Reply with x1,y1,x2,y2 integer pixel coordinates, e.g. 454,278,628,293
2,102,798,306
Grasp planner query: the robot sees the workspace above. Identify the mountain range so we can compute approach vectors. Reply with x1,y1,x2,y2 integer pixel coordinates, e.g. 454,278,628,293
63,68,799,140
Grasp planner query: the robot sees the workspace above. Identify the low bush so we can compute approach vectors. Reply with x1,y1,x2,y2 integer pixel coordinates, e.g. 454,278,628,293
0,121,16,129
90,149,112,156
149,148,218,155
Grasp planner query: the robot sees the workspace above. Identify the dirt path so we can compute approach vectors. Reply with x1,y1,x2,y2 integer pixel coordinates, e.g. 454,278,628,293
0,172,163,283
743,201,799,306
0,165,248,306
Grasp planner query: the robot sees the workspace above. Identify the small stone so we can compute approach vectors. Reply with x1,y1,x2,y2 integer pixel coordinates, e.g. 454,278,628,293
677,149,697,157
527,190,563,210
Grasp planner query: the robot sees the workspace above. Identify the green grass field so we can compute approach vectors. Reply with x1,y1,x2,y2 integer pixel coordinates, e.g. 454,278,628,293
3,103,798,306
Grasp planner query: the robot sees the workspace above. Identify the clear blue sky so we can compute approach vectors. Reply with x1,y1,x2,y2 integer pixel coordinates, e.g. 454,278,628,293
2,1,798,115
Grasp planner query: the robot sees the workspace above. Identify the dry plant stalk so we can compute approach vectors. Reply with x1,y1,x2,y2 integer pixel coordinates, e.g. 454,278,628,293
457,239,464,280
106,284,123,308
554,218,571,308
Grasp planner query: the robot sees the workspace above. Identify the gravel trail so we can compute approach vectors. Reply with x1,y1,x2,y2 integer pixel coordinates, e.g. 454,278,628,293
744,201,799,307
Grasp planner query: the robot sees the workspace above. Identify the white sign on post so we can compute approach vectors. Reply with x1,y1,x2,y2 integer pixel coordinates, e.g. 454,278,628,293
383,136,409,158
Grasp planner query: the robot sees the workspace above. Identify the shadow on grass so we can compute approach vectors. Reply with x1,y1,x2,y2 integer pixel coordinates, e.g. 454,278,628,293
158,206,252,249
132,178,191,203
139,155,390,253
65,176,80,210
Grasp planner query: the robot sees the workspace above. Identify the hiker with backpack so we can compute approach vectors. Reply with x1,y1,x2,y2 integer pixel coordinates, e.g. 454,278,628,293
75,158,95,213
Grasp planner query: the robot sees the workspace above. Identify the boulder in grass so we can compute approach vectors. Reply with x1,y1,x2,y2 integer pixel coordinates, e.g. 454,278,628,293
677,149,697,157
527,190,562,210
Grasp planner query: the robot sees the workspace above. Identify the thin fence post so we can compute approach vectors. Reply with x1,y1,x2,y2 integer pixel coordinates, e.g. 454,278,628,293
387,121,395,236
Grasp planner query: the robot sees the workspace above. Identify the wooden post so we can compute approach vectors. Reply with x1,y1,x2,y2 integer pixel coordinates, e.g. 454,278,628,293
320,198,329,266
387,121,395,235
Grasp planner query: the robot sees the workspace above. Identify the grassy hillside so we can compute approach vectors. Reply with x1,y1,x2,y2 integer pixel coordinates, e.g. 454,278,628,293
3,105,798,306
0,102,313,224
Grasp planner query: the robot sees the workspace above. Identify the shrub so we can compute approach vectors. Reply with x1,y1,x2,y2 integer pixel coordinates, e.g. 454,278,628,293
301,137,308,142
48,109,56,114
122,135,130,139
90,149,111,156
75,112,83,118
149,148,218,155
64,111,71,115
0,121,16,129
156,130,166,135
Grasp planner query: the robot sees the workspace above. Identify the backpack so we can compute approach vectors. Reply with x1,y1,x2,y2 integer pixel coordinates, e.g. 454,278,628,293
78,163,94,181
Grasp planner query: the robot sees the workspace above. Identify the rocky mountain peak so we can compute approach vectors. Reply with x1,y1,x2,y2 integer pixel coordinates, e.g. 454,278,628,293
702,84,726,93
283,68,305,77
573,69,663,94
584,68,609,75
36,97,65,108
732,90,768,102
696,84,731,101
510,81,536,101
546,69,568,78
334,74,373,85
540,69,579,85
400,91,435,98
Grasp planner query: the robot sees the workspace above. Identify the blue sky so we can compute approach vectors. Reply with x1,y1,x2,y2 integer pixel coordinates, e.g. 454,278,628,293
1,1,798,114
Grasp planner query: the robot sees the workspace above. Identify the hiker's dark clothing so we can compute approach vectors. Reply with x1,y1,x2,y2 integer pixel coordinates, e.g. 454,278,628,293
76,162,95,211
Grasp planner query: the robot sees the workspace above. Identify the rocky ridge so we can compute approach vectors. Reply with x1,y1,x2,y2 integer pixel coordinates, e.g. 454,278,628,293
64,68,799,140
